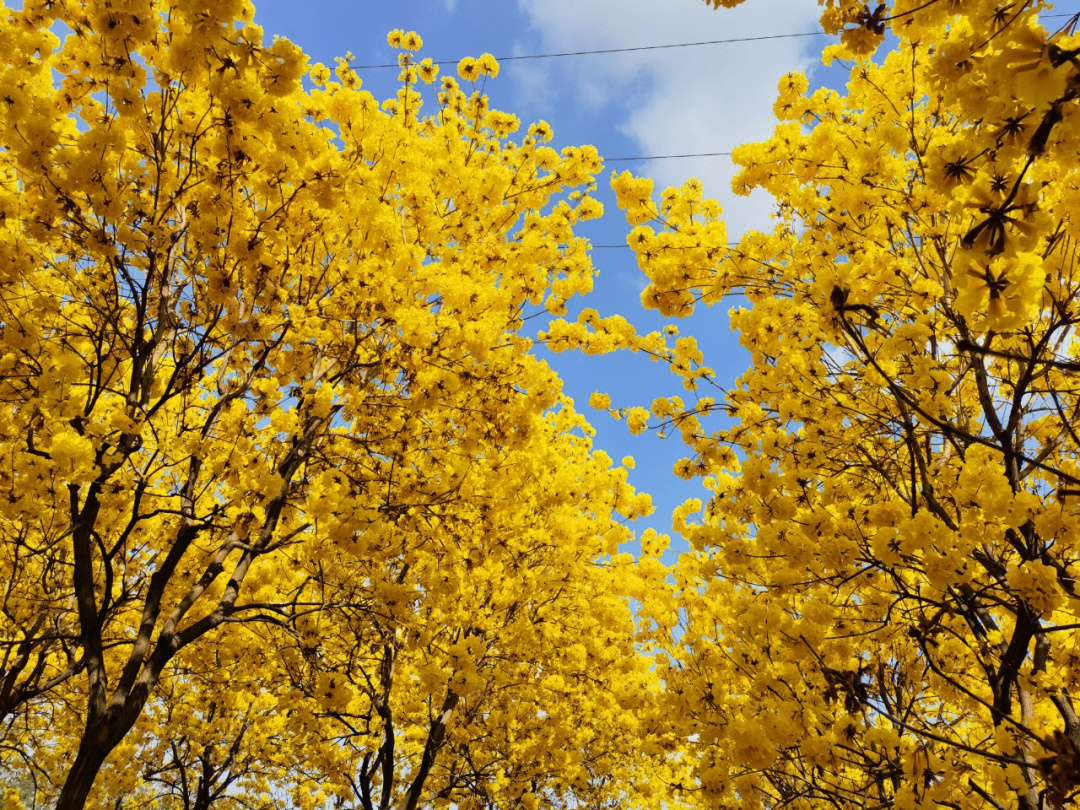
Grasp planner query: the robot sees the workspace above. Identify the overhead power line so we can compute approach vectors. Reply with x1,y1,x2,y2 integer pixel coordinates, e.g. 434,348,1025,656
352,31,826,69
352,12,1080,71
590,234,933,249
607,151,732,162
592,244,736,249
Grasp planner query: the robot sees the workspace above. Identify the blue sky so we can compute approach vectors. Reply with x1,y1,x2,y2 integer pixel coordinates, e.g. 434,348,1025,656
252,0,833,554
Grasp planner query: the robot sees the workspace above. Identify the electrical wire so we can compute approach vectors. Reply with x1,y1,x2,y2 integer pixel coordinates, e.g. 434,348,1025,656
592,243,736,249
607,152,732,162
351,12,1080,70
351,31,825,69
558,10,1080,182
591,234,932,249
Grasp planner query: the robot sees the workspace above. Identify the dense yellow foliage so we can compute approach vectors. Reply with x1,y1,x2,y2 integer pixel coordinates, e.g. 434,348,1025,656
6,0,1080,809
594,1,1080,809
0,1,665,808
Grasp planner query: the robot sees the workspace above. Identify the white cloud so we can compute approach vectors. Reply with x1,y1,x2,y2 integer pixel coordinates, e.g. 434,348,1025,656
516,0,822,237
507,40,558,115
444,0,457,11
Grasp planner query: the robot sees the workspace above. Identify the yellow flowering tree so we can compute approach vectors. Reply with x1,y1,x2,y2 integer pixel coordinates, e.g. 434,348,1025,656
0,1,661,808
87,409,663,810
263,410,659,810
591,2,1080,809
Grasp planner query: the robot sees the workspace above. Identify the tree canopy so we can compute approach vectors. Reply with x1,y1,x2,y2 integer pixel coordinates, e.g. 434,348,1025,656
4,0,1080,809
0,2,660,807
590,1,1080,808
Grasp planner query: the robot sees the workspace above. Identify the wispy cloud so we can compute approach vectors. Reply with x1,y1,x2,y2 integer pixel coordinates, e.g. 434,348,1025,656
506,40,558,116
515,0,822,237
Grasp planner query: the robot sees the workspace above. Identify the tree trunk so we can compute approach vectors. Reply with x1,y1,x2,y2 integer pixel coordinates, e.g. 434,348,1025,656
54,740,113,810
53,696,148,810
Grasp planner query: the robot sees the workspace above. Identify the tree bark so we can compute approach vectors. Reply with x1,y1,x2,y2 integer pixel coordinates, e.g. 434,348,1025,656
54,739,114,810
399,689,460,810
